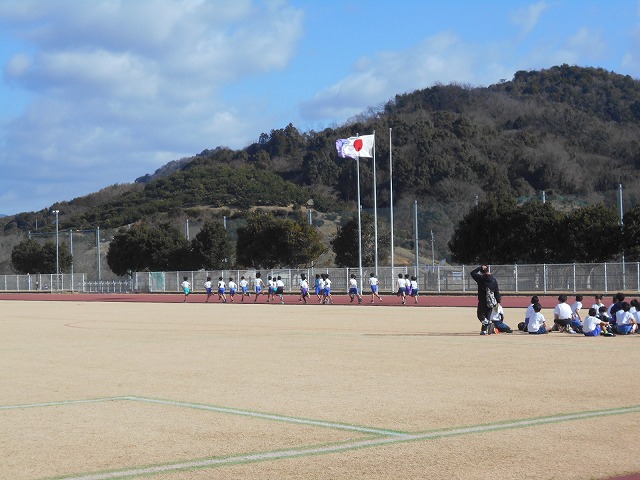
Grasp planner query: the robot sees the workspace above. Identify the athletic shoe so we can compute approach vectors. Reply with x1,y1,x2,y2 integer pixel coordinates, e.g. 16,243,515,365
567,328,577,334
480,331,487,335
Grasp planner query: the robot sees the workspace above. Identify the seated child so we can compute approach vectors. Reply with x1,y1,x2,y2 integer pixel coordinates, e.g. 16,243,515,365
614,302,638,335
570,294,584,333
489,294,513,333
527,303,549,334
596,306,614,334
583,307,614,337
520,295,539,331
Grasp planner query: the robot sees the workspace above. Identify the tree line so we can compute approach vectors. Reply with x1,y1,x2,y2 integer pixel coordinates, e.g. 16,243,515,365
10,212,391,275
449,194,640,264
12,196,640,276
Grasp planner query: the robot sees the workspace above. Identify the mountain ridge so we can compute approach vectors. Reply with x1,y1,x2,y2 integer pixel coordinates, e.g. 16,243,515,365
2,64,640,269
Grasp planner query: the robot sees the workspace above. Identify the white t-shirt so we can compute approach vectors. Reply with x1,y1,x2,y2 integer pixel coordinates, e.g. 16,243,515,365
616,310,634,326
583,315,602,334
300,279,309,289
217,280,225,289
490,304,504,323
528,312,546,332
397,277,406,289
570,301,582,320
324,279,331,289
254,277,264,288
228,281,237,290
276,279,285,288
204,281,212,290
525,304,535,321
239,279,248,288
349,278,358,288
181,280,190,290
410,280,418,290
369,276,379,286
554,303,572,320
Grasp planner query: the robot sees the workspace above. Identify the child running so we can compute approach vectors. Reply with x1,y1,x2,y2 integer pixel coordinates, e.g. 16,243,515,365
181,276,191,303
348,273,363,303
322,274,333,304
396,273,407,305
410,275,419,304
275,275,285,304
299,274,310,303
253,272,264,302
239,276,250,301
267,275,276,303
204,276,213,303
369,272,383,303
228,277,237,302
315,274,324,303
217,276,227,303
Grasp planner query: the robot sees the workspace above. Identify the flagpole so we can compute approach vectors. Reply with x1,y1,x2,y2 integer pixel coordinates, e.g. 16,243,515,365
372,131,378,276
389,128,394,291
356,152,363,293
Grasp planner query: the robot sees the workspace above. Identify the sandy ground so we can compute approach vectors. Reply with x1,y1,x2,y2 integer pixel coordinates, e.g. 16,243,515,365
0,300,639,479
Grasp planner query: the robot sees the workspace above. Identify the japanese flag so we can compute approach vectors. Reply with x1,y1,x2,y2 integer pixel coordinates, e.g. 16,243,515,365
336,134,374,159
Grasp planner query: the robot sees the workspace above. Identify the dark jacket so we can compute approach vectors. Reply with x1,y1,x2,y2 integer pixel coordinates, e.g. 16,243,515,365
470,267,499,305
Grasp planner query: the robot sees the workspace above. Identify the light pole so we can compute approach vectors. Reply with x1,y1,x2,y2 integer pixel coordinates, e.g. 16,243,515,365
53,210,59,290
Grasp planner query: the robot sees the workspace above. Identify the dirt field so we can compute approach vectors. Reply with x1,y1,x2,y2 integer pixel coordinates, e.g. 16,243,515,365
1,297,639,479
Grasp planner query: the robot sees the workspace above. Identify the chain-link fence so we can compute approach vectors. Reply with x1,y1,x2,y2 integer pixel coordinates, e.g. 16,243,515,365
129,263,640,295
3,263,640,295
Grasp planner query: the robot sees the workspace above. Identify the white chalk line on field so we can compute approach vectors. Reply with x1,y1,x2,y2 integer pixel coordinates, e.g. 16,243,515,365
3,398,638,480
0,396,406,436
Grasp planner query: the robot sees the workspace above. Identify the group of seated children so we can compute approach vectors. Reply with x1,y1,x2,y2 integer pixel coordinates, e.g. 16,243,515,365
519,293,638,336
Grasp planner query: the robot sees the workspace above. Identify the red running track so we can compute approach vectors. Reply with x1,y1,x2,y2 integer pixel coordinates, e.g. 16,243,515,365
0,292,573,308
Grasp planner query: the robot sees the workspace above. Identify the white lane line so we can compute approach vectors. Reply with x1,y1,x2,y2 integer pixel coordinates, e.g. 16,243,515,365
123,396,407,436
52,404,640,480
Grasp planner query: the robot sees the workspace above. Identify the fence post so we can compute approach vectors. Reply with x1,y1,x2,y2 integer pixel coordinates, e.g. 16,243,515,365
462,265,466,293
573,263,576,293
437,264,441,293
543,264,547,294
604,263,608,294
514,264,518,293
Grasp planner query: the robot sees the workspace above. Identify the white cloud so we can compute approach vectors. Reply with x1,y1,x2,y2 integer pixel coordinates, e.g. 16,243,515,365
300,33,479,122
511,1,549,39
0,0,304,212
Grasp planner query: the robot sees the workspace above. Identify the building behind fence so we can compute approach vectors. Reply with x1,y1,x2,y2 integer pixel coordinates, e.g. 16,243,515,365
2,262,640,295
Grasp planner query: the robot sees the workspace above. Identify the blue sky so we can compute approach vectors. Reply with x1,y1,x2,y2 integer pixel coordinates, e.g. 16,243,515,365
1,0,639,216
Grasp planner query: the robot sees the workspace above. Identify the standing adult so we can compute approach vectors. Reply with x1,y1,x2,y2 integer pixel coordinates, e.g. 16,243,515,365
470,265,499,335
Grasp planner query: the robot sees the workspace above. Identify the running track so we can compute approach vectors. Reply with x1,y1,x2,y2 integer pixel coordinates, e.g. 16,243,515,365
0,292,575,308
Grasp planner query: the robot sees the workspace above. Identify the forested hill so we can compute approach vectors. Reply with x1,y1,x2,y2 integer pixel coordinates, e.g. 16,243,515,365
3,64,640,260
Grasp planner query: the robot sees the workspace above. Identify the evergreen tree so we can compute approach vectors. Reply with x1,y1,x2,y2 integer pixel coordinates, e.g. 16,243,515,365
190,221,233,269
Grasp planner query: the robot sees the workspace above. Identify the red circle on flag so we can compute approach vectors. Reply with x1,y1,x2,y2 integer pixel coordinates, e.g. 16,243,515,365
353,139,363,151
